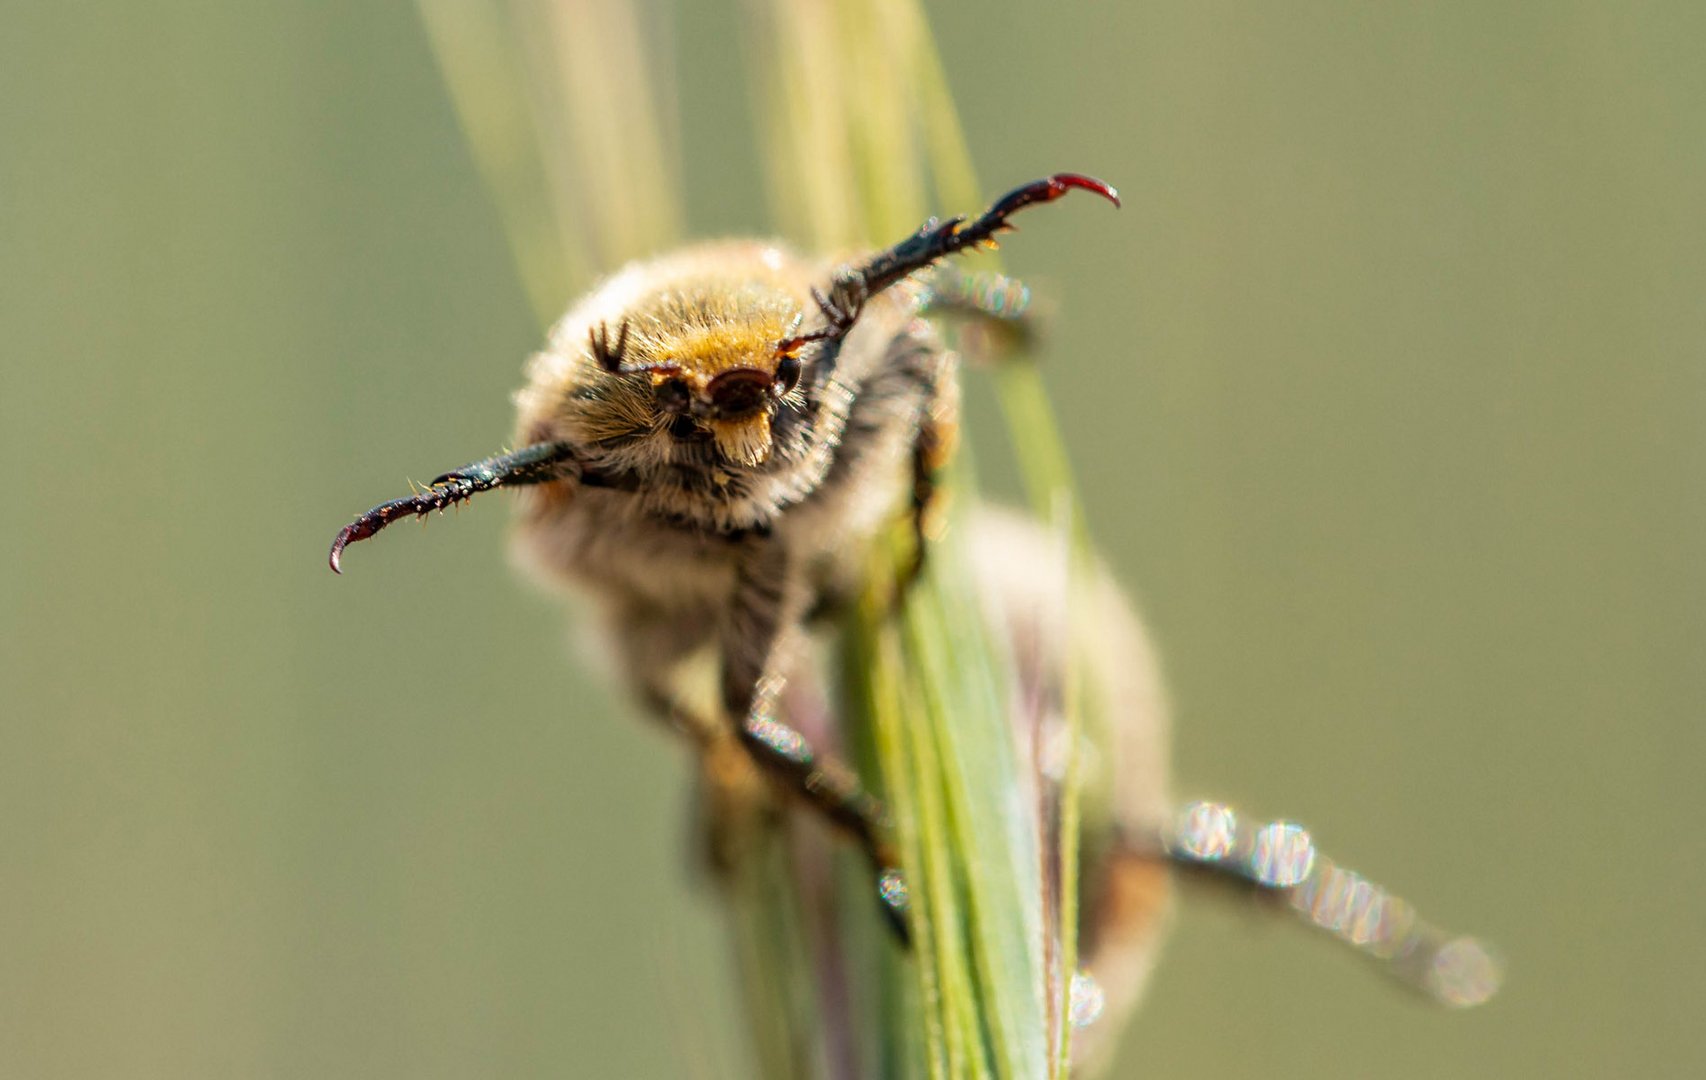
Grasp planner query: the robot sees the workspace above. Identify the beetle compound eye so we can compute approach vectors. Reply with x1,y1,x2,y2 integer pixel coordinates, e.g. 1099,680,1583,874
773,354,801,396
655,377,691,414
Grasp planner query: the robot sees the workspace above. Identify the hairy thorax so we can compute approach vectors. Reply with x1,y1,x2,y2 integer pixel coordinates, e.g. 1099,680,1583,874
508,241,937,629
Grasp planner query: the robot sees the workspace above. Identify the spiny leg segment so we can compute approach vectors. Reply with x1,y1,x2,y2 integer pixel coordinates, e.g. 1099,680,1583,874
327,441,583,573
609,614,904,936
737,709,908,939
775,172,1119,364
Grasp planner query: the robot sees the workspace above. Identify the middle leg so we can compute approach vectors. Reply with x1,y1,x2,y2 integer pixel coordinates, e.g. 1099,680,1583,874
720,540,909,937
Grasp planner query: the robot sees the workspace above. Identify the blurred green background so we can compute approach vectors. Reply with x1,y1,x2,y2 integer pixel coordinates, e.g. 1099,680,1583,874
4,2,1701,1076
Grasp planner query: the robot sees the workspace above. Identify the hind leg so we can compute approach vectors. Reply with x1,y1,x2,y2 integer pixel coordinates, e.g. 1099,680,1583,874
922,267,1044,359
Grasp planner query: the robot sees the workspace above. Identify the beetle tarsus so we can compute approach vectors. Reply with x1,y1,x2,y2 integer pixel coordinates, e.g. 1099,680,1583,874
781,172,1120,363
327,440,581,573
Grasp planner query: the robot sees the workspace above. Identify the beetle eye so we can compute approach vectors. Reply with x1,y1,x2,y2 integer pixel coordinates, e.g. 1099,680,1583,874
655,377,691,414
773,353,801,396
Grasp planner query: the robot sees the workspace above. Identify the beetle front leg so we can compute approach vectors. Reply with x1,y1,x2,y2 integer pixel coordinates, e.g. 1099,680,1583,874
327,440,585,572
774,172,1119,366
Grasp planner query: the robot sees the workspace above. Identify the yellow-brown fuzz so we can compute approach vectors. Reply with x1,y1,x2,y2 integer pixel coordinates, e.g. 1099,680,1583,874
645,311,795,466
665,319,792,377
708,413,773,467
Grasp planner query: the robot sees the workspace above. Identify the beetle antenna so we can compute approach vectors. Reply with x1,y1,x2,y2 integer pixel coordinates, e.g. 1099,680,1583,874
589,319,632,373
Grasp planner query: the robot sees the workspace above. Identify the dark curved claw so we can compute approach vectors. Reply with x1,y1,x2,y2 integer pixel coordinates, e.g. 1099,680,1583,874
327,487,457,574
987,172,1121,219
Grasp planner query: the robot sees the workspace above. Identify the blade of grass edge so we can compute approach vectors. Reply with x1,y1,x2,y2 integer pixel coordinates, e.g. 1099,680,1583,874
907,21,1096,1071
